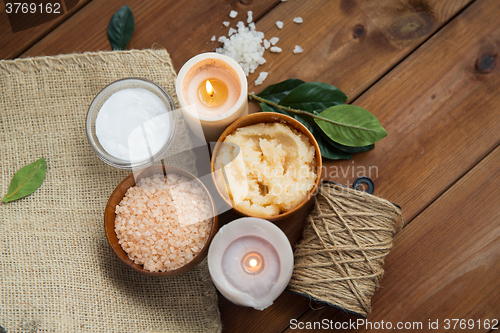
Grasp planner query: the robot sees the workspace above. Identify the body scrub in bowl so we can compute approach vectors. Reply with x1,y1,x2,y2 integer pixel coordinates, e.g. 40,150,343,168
105,165,218,276
212,113,322,220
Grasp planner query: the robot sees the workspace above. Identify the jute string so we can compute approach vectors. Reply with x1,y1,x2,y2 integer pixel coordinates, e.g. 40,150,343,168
0,50,221,332
288,182,403,317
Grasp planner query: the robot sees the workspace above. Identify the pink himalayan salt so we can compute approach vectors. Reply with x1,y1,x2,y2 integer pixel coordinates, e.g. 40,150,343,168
115,173,212,272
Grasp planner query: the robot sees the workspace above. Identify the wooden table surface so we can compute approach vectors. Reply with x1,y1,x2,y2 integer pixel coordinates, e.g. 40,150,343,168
1,0,499,332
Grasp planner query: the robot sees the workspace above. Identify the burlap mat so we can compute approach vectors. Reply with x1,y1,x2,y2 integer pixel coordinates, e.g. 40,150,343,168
0,50,221,333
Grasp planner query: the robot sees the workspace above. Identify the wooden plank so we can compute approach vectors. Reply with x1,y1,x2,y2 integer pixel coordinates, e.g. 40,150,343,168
19,0,281,71
219,291,312,333
245,0,471,98
11,0,496,332
0,0,91,59
283,144,500,332
215,0,479,331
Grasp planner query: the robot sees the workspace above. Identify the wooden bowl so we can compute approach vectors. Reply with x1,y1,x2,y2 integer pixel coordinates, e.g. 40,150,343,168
104,164,218,276
211,112,322,222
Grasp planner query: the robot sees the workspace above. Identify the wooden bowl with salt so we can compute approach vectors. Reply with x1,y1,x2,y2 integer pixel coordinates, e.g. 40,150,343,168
104,164,218,277
211,112,322,222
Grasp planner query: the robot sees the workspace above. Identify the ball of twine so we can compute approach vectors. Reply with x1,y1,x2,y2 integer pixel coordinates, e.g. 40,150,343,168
288,182,403,317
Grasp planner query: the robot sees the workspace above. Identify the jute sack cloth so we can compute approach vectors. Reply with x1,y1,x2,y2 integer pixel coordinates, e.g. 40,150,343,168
0,50,221,333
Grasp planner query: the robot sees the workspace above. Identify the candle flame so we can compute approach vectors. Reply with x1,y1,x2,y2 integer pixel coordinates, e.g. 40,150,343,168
206,80,214,97
242,252,263,274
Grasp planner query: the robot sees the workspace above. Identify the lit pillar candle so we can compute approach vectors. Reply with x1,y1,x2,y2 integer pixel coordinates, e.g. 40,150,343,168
207,217,294,310
176,53,248,142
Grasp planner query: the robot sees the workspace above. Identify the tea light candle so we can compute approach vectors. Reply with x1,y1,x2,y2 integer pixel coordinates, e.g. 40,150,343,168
207,217,294,310
176,53,248,142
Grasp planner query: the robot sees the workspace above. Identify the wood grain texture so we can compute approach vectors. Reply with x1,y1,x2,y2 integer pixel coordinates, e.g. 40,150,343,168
3,0,498,332
320,0,500,224
284,0,500,330
0,0,91,59
18,0,281,71
283,143,500,332
217,1,482,330
219,291,312,333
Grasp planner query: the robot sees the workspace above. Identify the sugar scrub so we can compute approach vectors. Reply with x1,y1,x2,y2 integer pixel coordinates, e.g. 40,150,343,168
95,88,172,162
115,173,213,272
215,122,317,217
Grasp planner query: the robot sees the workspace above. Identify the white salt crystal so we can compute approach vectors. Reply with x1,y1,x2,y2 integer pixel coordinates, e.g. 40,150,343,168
270,37,279,45
293,17,303,23
255,72,268,86
229,10,238,18
276,21,283,29
223,21,230,27
263,39,271,49
293,45,303,54
211,35,216,42
218,36,227,43
247,10,253,23
216,20,267,76
228,28,237,36
249,22,256,31
270,46,282,53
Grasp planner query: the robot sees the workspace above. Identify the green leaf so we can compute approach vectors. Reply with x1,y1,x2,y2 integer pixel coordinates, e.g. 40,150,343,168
2,158,46,203
260,103,351,160
329,140,374,153
256,79,305,103
278,82,348,112
107,5,135,51
315,105,388,147
316,135,352,160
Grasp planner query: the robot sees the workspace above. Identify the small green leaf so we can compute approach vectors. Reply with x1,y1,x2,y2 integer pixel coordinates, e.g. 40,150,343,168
278,82,348,112
256,79,305,103
315,105,387,147
260,103,350,160
107,5,135,51
2,158,46,203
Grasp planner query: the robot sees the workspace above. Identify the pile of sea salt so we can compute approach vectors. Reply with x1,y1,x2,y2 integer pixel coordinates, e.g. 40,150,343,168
216,21,266,78
214,10,304,86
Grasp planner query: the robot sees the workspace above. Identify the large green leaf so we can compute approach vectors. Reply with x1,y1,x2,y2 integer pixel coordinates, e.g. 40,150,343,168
107,5,135,51
316,135,352,160
2,158,46,203
256,79,305,103
315,105,388,147
278,82,348,112
260,103,351,160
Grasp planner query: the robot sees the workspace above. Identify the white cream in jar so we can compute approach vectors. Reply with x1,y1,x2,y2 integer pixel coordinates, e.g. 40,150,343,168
95,88,172,162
